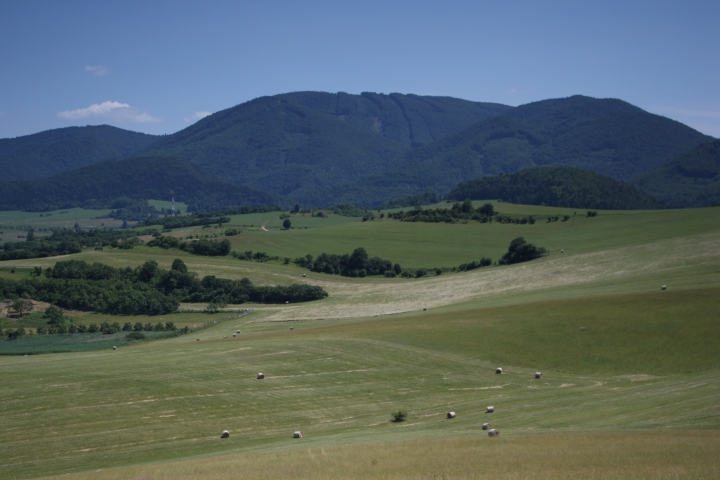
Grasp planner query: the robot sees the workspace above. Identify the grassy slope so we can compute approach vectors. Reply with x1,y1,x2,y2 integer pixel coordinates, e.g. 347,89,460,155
0,205,719,478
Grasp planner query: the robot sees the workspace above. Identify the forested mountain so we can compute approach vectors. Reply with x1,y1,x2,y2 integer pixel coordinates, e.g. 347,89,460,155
319,95,713,206
0,156,282,212
278,91,512,147
447,167,666,210
0,125,158,181
139,92,510,200
630,140,720,207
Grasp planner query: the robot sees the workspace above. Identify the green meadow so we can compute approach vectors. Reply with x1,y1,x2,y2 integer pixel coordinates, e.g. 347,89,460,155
0,204,719,479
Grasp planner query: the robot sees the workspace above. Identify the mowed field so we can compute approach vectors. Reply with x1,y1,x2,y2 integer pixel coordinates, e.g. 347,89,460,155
0,204,719,479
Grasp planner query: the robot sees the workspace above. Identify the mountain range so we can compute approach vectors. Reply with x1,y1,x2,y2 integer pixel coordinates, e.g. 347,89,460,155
0,92,716,211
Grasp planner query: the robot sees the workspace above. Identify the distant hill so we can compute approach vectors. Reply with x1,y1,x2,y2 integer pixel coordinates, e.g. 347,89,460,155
139,92,510,200
447,167,666,210
279,91,512,148
322,95,713,206
0,125,158,181
0,156,282,212
630,139,720,207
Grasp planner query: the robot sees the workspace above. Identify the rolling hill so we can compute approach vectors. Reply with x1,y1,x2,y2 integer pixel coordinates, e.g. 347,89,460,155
630,139,720,207
322,95,713,206
447,166,666,210
0,125,158,181
0,155,282,212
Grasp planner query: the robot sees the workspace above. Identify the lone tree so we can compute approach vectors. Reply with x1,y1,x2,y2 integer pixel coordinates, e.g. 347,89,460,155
283,218,292,230
44,305,65,324
10,298,33,318
498,237,547,265
294,203,300,213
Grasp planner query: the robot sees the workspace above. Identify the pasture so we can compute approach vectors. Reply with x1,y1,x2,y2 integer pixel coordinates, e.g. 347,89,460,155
0,204,719,478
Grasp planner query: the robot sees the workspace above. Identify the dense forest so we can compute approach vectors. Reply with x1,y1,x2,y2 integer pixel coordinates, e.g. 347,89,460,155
630,140,720,207
0,259,328,315
317,96,711,207
0,125,157,181
0,155,283,212
446,167,666,210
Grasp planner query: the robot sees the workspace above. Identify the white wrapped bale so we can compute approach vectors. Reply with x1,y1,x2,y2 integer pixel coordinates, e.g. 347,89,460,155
488,429,500,437
486,406,494,413
535,372,542,378
257,373,264,379
482,423,490,430
221,430,230,438
495,368,503,374
447,412,456,419
293,431,302,438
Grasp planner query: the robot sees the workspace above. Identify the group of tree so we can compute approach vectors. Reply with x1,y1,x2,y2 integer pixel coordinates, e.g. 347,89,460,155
446,167,666,210
293,247,399,278
381,192,442,209
0,258,328,317
498,237,547,265
1,227,159,262
32,305,179,336
146,236,231,256
388,200,536,224
144,215,230,230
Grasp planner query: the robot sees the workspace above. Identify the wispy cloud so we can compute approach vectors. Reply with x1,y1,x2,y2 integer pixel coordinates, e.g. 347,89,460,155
662,107,720,119
58,101,161,123
184,111,212,123
84,65,110,76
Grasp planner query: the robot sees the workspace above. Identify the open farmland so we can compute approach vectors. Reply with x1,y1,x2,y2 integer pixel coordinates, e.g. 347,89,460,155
0,204,719,479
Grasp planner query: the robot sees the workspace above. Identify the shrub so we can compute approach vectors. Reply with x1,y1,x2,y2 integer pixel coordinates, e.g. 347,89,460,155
125,332,146,341
87,324,99,333
498,237,547,265
391,410,408,422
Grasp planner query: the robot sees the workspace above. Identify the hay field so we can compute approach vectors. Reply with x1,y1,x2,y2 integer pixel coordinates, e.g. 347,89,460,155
1,205,719,479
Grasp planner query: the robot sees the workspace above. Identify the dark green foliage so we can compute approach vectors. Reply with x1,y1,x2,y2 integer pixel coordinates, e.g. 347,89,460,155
323,96,711,207
305,247,393,277
43,305,65,325
146,237,230,256
630,140,720,207
145,215,230,229
587,211,598,217
498,237,547,265
0,259,327,316
390,204,501,223
283,219,291,230
391,409,408,422
457,258,492,272
331,204,370,217
125,332,146,341
0,156,282,212
447,167,665,210
232,251,277,262
380,192,442,209
0,125,158,182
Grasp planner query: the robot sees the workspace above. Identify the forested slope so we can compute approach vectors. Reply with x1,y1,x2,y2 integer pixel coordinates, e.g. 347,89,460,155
447,167,666,210
631,139,720,207
0,125,158,181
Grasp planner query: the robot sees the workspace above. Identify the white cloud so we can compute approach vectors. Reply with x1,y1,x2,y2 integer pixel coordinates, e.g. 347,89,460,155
184,111,212,123
57,101,161,123
84,65,110,76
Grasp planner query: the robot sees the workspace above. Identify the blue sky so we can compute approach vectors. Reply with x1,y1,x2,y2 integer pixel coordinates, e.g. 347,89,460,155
1,0,718,139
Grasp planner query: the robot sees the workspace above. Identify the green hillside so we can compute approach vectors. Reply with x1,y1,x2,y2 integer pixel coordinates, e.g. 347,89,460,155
0,155,283,212
447,167,665,209
631,139,720,207
139,96,407,198
280,91,512,147
0,204,718,479
328,95,712,206
0,125,158,181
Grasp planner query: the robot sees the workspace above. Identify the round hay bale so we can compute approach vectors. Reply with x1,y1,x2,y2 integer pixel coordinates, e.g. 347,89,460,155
293,431,302,438
302,274,306,277
221,430,230,438
257,373,265,379
488,429,500,437
285,301,289,304
486,406,494,413
232,334,237,337
423,307,427,311
290,327,294,330
237,330,241,334
561,249,564,253
495,367,503,374
482,422,490,430
662,285,667,290
112,346,117,350
447,411,456,419
535,372,542,379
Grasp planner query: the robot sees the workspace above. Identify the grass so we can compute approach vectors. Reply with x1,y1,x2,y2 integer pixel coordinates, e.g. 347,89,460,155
0,205,719,478
45,432,720,480
0,330,177,355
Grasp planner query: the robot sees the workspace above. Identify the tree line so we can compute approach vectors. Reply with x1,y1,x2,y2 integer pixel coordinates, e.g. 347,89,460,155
0,258,328,316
